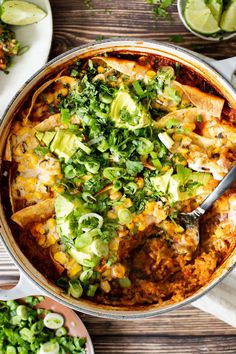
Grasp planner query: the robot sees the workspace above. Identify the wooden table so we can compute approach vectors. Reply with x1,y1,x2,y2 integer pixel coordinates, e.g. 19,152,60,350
48,1,236,353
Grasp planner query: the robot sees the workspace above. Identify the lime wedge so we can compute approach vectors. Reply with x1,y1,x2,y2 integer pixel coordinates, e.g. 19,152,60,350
220,0,236,32
184,0,221,34
0,0,47,25
206,0,223,23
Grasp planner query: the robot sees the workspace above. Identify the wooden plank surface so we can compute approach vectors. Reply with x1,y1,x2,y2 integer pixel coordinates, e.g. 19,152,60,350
48,1,236,353
80,308,236,353
49,0,236,60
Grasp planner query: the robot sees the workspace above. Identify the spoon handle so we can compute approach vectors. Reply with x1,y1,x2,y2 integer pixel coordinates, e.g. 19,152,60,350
199,164,236,213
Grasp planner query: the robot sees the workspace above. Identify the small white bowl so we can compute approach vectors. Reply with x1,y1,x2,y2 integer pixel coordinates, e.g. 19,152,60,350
177,0,236,41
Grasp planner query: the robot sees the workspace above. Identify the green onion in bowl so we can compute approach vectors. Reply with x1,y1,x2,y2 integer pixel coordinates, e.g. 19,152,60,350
0,296,91,354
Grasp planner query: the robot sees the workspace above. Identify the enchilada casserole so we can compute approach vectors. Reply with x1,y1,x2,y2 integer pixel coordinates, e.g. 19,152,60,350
2,52,236,306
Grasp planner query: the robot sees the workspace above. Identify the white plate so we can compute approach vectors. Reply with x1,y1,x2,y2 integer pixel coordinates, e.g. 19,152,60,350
0,0,52,119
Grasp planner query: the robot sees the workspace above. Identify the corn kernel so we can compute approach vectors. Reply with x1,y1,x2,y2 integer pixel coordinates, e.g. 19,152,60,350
34,191,43,200
67,263,82,279
110,191,122,201
46,233,57,247
46,93,54,104
65,259,77,270
124,198,133,208
38,234,46,247
109,237,120,250
97,65,105,73
47,218,56,228
102,268,111,277
136,177,144,189
107,211,117,219
111,263,126,278
100,280,111,293
54,251,69,265
117,229,129,237
146,70,156,78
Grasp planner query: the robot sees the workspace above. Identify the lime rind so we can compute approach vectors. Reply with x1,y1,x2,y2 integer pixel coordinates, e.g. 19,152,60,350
1,0,47,26
184,0,221,35
206,0,223,23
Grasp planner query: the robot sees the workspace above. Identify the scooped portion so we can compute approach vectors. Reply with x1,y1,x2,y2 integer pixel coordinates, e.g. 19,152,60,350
2,53,236,306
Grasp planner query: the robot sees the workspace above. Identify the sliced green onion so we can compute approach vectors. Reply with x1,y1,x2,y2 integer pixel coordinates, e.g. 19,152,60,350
112,180,123,192
103,167,125,181
88,136,104,146
196,114,203,122
95,110,109,119
87,284,98,297
99,93,113,104
19,328,33,343
60,108,70,124
76,140,91,154
80,256,100,268
152,157,162,170
80,269,93,283
68,280,83,299
6,346,16,354
158,132,174,150
43,313,64,330
31,320,44,334
82,192,96,203
84,161,100,174
16,305,28,320
6,300,18,310
132,80,145,97
78,213,103,232
97,139,109,152
75,232,93,249
11,315,21,325
166,118,180,129
119,277,131,288
118,208,132,225
39,341,60,354
55,326,67,337
137,137,154,155
91,239,109,257
124,182,138,195
64,165,77,179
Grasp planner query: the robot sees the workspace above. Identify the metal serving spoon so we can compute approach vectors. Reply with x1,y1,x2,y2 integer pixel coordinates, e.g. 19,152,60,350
178,164,236,253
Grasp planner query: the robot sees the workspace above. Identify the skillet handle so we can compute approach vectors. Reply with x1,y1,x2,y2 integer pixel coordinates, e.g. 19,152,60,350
0,271,46,300
209,56,236,87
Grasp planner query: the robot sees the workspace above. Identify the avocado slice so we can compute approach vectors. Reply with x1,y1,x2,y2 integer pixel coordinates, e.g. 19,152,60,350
151,169,173,193
55,194,74,219
168,171,212,202
69,247,100,267
190,171,212,184
35,131,44,141
168,175,190,202
42,131,56,146
50,130,80,161
110,90,152,130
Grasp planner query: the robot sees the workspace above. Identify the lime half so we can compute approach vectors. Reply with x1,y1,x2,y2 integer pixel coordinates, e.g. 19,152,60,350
220,0,236,32
184,0,221,35
1,0,47,25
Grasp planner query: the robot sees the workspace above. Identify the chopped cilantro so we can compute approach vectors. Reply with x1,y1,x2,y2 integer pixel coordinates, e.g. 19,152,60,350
169,35,185,43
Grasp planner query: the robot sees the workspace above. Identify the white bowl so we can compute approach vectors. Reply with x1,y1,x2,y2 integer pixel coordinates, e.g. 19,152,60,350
177,0,236,41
